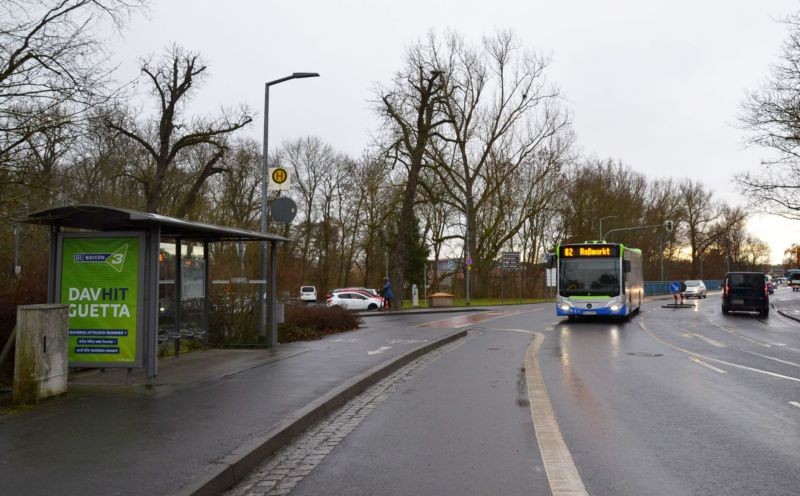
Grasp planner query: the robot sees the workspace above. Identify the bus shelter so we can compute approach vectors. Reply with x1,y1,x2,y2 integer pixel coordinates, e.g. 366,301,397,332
23,204,290,385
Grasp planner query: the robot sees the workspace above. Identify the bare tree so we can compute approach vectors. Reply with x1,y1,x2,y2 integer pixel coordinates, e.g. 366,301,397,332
424,31,571,296
737,12,800,220
679,180,746,278
107,44,252,215
375,32,451,307
0,0,145,167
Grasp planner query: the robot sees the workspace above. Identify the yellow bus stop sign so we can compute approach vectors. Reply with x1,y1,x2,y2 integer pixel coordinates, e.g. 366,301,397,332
268,167,291,191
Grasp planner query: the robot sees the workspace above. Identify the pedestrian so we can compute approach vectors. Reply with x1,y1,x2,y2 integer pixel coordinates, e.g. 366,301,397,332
680,280,687,304
381,277,393,310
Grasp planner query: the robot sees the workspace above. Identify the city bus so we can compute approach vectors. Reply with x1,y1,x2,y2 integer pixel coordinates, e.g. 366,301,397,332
555,242,643,320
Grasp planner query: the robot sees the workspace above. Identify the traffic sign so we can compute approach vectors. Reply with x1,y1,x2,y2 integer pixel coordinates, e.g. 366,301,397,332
268,167,291,191
670,281,681,293
466,256,473,266
271,197,297,223
502,251,520,269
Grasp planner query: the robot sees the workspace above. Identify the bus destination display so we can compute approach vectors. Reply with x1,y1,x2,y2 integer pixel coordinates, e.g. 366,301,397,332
559,245,619,258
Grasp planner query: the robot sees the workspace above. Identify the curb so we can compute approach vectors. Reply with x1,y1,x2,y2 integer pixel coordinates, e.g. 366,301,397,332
777,309,800,323
359,306,491,317
170,329,468,496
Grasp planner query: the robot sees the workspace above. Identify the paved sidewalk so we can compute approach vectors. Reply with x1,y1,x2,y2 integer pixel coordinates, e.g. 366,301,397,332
0,321,466,496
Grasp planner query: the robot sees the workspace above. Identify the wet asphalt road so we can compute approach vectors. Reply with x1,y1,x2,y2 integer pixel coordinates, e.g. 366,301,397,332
281,291,800,496
292,308,553,496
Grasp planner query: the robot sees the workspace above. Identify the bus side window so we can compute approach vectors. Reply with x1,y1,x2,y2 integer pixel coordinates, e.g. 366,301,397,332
623,260,631,273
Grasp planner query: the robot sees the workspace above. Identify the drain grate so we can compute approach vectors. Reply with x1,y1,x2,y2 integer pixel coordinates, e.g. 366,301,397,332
627,352,663,357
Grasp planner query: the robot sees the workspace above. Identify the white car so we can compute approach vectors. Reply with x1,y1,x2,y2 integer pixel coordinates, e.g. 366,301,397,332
683,280,707,299
326,291,383,311
299,285,317,302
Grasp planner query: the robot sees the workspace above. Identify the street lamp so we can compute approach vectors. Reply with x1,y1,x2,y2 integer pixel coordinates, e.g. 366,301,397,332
260,72,319,347
599,215,616,240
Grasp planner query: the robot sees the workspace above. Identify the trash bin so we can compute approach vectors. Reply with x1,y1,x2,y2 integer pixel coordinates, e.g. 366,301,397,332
428,293,454,307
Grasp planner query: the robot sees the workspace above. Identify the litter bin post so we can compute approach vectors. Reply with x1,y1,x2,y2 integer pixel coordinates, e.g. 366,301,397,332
428,292,454,307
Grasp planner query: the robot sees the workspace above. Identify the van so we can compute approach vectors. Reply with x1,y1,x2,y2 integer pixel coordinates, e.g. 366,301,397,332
721,272,769,317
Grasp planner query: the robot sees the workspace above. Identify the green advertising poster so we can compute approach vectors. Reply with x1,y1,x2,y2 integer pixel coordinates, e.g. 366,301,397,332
60,235,142,365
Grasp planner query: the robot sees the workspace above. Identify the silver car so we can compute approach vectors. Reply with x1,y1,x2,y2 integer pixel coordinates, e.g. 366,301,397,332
683,280,707,299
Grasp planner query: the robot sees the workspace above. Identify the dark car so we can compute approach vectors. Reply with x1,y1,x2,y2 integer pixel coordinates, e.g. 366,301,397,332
722,272,769,317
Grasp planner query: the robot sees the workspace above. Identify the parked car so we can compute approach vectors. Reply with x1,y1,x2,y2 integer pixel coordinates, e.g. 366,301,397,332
331,287,379,297
721,272,769,317
683,280,707,299
326,291,383,311
299,285,317,302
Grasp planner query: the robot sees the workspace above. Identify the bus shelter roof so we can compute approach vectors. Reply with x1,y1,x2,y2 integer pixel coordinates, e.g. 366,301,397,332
22,204,291,243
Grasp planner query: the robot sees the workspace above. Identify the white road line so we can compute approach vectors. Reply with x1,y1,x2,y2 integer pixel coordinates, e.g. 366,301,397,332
367,346,391,355
525,332,589,496
740,350,800,369
790,402,800,409
640,319,800,384
689,356,727,374
687,333,726,348
487,328,536,334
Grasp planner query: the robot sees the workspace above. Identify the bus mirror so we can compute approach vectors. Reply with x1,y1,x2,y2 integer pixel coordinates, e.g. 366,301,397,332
623,260,631,273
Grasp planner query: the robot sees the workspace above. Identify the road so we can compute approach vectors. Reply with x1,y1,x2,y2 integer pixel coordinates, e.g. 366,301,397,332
230,289,800,496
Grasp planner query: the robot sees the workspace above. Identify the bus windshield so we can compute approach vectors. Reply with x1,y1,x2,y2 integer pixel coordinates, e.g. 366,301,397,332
559,258,620,297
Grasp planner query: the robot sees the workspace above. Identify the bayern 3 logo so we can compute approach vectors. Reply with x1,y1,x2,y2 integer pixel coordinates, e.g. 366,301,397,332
73,243,129,273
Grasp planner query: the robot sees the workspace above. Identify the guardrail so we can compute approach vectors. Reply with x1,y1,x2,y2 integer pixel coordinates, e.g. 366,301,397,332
644,280,722,296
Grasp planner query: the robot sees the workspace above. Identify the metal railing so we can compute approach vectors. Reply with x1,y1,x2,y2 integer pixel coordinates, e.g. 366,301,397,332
644,280,722,296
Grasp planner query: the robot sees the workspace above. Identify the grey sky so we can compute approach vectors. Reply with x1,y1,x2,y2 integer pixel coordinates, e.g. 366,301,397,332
110,0,798,263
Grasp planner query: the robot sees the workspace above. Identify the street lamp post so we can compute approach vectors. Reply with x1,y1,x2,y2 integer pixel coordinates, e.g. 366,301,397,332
599,215,617,240
260,72,319,347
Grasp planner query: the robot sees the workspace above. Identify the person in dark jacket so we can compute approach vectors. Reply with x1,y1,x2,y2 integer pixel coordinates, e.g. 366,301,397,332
381,277,394,310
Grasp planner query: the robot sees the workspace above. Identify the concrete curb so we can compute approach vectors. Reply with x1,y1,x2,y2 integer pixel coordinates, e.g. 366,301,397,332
359,306,491,318
170,329,468,496
777,309,800,323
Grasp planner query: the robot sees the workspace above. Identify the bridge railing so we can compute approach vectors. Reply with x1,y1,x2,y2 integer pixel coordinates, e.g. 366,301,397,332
644,280,722,296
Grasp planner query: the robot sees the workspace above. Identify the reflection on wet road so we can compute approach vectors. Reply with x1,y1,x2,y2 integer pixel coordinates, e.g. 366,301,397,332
415,308,540,328
539,290,800,495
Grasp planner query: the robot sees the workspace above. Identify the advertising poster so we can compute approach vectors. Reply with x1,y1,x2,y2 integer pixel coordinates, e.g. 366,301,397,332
60,235,142,366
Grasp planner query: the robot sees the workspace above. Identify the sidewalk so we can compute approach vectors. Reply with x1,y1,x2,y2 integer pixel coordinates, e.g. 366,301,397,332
0,319,467,496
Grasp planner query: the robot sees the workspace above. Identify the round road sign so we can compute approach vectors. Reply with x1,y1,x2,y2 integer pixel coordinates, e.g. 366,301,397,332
271,197,297,223
271,168,288,185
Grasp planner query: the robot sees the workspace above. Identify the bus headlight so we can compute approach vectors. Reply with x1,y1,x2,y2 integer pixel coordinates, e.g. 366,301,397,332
609,304,621,312
559,303,571,312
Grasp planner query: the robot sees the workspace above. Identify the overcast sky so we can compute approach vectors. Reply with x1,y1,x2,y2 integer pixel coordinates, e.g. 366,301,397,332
109,0,798,264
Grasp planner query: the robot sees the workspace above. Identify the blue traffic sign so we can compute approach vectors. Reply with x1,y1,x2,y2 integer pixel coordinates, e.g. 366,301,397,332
670,281,681,293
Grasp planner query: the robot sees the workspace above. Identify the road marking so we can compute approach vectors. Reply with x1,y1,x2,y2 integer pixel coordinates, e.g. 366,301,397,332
328,338,359,343
689,356,726,374
388,339,429,344
417,309,526,329
367,346,391,355
790,402,800,409
739,350,800,369
640,319,800,384
525,332,589,496
685,333,726,348
487,328,536,335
